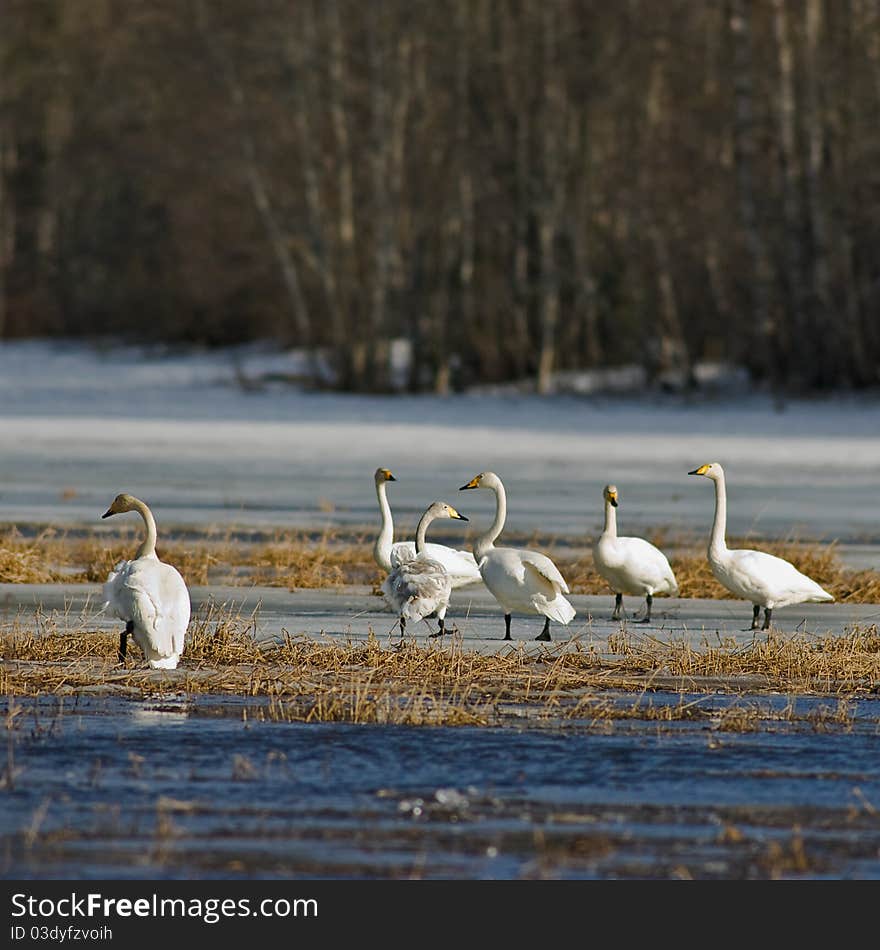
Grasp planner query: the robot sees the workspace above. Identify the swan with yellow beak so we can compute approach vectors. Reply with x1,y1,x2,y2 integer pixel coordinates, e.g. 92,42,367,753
688,462,833,629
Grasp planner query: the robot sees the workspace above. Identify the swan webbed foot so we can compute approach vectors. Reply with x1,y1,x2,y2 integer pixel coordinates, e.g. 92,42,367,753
428,618,446,639
534,618,551,642
611,593,624,621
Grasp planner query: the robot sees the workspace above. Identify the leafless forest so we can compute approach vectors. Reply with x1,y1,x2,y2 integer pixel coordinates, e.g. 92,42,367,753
2,0,879,392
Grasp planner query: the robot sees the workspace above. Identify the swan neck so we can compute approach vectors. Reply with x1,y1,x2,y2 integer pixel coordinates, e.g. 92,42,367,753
133,499,158,559
709,474,729,558
415,510,435,555
475,481,506,559
603,500,618,538
373,480,394,571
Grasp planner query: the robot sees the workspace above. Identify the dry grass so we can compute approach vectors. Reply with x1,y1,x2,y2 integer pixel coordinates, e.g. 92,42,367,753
3,602,879,729
0,529,72,583
4,524,880,603
0,525,382,588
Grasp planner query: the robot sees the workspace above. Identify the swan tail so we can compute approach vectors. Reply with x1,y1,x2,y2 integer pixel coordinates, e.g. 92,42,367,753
533,594,576,625
798,575,834,603
400,598,424,620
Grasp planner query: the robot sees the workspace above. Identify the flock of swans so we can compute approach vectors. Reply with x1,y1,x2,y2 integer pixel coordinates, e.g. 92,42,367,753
95,462,835,671
376,464,833,644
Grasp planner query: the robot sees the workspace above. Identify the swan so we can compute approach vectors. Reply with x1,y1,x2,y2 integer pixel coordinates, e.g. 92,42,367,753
381,501,469,638
593,484,678,623
688,462,834,629
372,467,481,587
101,493,191,669
459,471,575,641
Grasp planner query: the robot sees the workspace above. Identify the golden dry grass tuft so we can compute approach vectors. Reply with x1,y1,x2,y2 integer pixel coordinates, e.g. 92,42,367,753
0,529,72,583
4,601,880,729
4,521,880,601
79,526,381,589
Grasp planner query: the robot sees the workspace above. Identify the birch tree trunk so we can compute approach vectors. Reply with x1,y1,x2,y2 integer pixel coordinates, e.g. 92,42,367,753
571,111,602,367
729,0,779,397
772,0,808,383
644,27,689,388
536,3,564,395
367,15,392,391
193,0,310,346
327,0,360,384
804,0,837,386
290,3,345,356
500,6,532,378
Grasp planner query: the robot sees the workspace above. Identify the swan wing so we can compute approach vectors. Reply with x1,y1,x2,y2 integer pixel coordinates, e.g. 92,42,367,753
391,540,481,587
389,541,417,567
103,559,133,619
519,550,570,594
726,549,834,606
111,559,191,660
616,537,679,594
382,556,452,620
521,560,577,624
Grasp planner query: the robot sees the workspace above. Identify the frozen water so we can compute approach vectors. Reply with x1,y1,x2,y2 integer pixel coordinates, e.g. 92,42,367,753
1,339,879,545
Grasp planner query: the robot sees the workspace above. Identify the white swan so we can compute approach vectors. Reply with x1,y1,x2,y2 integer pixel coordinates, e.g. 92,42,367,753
381,501,469,638
593,484,678,623
101,493,191,669
688,462,834,629
372,467,481,587
459,471,575,641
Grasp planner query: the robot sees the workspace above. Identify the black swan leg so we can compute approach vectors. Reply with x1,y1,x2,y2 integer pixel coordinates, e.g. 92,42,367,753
534,617,551,642
636,594,653,624
749,604,761,631
118,620,133,664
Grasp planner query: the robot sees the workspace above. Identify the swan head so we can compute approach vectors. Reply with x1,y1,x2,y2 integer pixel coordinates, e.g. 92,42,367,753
101,492,141,519
459,471,500,491
374,467,397,485
603,484,619,507
425,501,468,522
688,462,724,481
